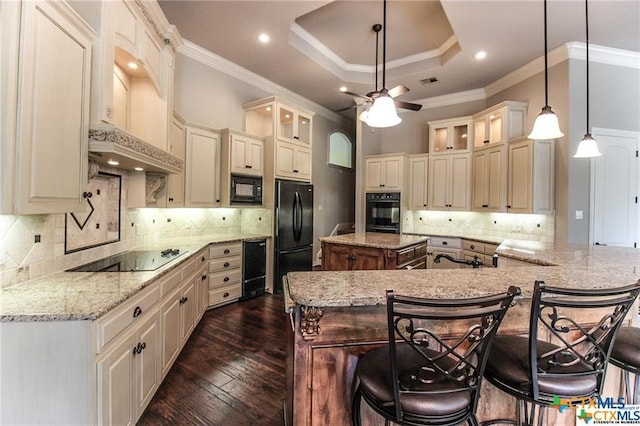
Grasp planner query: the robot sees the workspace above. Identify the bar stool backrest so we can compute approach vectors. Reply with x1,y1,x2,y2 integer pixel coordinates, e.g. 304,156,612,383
528,280,640,401
386,286,520,422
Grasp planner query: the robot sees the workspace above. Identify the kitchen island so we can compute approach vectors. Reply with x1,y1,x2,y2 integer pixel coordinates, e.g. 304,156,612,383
320,232,429,271
285,240,640,425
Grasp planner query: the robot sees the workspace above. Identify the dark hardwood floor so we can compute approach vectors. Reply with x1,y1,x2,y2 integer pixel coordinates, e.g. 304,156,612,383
138,294,288,426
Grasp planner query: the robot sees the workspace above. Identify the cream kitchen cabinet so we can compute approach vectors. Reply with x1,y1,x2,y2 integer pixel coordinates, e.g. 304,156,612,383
1,0,94,214
184,124,221,207
365,153,408,192
97,307,161,426
165,112,187,207
208,241,243,307
507,137,555,214
428,117,472,154
221,128,265,177
428,153,471,211
409,154,429,209
277,104,313,145
472,101,527,148
472,144,506,212
275,140,312,181
426,237,462,269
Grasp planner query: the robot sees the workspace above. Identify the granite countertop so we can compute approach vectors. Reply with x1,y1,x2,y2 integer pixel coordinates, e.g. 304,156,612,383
319,232,428,249
287,239,640,307
0,233,269,322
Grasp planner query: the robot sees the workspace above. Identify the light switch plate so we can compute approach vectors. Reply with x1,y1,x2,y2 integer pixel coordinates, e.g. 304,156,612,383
575,210,584,220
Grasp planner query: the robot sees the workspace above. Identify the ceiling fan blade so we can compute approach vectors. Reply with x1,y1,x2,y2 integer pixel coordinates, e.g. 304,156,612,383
341,90,371,101
365,90,380,98
388,85,409,98
334,105,356,113
394,100,422,111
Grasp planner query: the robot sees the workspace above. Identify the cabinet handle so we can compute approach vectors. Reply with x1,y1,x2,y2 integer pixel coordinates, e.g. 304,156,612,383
132,306,142,318
442,241,448,246
470,244,475,250
346,255,356,260
168,197,174,202
223,262,230,268
294,136,299,140
506,205,512,209
133,342,146,355
223,292,230,298
180,296,188,304
223,276,230,282
293,169,299,173
245,165,252,169
423,204,427,207
201,256,206,262
484,140,490,144
202,274,207,281
224,249,230,254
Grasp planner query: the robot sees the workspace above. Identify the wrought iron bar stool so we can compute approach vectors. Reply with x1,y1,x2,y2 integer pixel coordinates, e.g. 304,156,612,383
351,286,521,426
482,280,640,426
609,326,640,404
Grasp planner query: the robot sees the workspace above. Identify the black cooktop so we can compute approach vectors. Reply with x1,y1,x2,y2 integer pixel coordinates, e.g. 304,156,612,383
68,249,187,272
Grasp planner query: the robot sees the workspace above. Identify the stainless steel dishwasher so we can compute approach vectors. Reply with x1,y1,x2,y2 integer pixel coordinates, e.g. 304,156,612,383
242,238,267,300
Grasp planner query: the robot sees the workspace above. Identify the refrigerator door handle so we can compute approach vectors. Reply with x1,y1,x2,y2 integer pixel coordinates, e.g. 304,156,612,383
279,245,312,255
293,191,302,242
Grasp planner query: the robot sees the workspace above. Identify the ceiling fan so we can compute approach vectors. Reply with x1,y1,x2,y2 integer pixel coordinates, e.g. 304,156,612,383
340,0,422,127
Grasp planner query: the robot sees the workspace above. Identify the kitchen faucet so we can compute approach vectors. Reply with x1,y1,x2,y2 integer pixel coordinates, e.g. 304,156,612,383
433,253,485,268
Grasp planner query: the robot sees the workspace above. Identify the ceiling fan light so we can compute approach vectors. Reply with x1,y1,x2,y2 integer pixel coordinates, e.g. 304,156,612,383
528,105,564,140
364,95,401,128
574,133,602,158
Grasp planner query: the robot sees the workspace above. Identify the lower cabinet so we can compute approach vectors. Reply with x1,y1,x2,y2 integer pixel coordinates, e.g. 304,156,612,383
97,308,161,426
321,241,427,271
208,241,243,307
426,237,462,269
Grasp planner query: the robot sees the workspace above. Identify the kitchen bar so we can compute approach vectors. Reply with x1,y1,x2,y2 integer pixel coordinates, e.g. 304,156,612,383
284,239,640,425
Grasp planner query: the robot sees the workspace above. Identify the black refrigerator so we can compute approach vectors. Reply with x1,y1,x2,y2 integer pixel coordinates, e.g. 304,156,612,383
274,179,313,293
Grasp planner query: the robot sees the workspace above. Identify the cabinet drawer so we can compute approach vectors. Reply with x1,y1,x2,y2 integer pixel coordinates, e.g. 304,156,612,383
462,240,485,253
96,283,160,353
209,242,242,258
415,244,427,257
485,243,499,255
159,266,182,297
209,269,242,289
428,237,461,249
398,257,426,270
181,256,198,280
396,247,415,265
209,284,241,306
209,256,241,273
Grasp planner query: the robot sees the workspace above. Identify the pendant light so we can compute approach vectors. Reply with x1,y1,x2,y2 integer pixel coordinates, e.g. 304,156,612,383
574,0,602,158
365,0,401,128
528,0,564,140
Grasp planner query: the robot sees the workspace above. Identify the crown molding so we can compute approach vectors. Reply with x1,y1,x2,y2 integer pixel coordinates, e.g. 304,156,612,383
412,88,486,111
178,39,348,125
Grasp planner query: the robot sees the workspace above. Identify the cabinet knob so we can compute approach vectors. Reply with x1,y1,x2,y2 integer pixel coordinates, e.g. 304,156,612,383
224,249,230,254
223,262,230,268
132,306,142,318
442,241,448,246
484,140,490,144
470,244,475,249
201,256,206,262
294,136,299,140
245,165,252,169
293,169,299,173
202,274,207,281
506,205,512,209
223,276,230,282
423,204,427,207
223,292,230,298
168,197,174,202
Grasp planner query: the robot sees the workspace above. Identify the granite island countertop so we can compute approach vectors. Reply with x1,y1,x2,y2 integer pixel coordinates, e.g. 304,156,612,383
0,233,269,322
319,232,428,249
287,240,640,307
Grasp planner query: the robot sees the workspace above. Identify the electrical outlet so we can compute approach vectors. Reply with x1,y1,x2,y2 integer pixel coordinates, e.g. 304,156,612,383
575,210,584,220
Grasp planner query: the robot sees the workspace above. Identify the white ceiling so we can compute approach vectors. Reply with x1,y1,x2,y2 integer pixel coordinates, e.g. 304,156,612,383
158,0,640,116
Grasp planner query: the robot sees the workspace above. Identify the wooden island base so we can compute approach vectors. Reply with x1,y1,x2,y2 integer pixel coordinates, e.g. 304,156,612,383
286,299,628,426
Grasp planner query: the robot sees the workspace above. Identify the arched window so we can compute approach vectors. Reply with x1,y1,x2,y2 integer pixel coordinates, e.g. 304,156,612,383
328,131,353,169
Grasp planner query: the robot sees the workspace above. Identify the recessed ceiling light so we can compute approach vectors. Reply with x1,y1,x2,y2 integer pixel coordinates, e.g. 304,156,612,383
127,61,138,69
266,106,271,112
475,51,487,60
258,33,270,44
107,159,119,166
134,167,144,171
339,86,348,93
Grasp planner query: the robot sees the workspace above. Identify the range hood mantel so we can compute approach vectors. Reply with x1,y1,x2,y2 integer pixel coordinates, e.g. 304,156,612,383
89,127,183,174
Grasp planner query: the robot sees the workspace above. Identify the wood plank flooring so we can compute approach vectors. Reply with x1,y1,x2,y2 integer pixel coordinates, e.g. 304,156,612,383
138,294,287,426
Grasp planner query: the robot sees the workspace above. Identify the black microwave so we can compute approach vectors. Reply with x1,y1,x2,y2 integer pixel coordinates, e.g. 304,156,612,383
230,175,263,205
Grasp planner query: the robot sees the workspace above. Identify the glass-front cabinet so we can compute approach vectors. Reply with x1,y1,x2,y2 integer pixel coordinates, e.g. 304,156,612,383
472,101,527,148
278,105,312,145
428,117,472,154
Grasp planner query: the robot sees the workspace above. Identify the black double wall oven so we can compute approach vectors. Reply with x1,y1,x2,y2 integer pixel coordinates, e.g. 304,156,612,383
365,192,401,234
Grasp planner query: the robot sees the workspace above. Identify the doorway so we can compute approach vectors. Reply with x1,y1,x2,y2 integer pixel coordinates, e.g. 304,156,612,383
589,128,640,247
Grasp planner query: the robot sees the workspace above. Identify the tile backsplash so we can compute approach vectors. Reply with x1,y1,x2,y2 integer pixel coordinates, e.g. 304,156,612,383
403,210,555,243
0,207,271,288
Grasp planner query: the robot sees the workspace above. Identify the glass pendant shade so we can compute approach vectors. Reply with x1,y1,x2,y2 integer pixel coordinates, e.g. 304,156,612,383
528,105,564,140
364,95,401,128
574,133,602,158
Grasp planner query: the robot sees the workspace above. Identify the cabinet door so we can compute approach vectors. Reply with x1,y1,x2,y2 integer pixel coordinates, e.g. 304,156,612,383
485,147,505,211
160,292,181,377
180,279,197,343
365,159,383,190
167,117,186,207
428,156,449,210
409,156,428,209
321,243,351,271
185,127,219,207
134,312,160,416
98,334,136,426
296,111,312,145
247,138,265,175
448,154,471,211
276,141,310,181
351,247,386,270
507,139,533,213
231,134,264,176
15,0,91,214
382,158,403,190
472,150,488,210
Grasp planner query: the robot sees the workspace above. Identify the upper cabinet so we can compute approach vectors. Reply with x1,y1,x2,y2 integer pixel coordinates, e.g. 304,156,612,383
472,101,527,148
408,154,429,210
86,0,183,173
428,117,472,154
365,153,408,193
1,0,95,214
428,153,471,211
507,137,555,214
184,125,221,208
471,144,506,212
243,96,315,183
220,129,264,177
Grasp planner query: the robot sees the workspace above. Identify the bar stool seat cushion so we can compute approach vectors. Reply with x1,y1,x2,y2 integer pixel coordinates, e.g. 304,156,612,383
611,327,640,372
485,335,598,398
357,343,472,417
